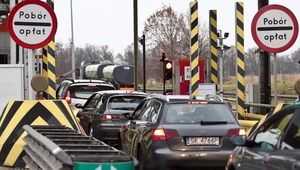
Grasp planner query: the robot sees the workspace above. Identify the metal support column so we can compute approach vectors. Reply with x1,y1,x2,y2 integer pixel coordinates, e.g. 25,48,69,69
133,0,138,91
258,0,271,113
46,0,56,99
190,1,199,99
9,0,16,64
70,0,75,79
235,2,245,118
142,34,146,93
209,10,218,91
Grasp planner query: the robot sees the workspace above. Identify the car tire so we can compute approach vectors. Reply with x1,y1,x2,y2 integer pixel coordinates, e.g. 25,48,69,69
137,148,146,170
118,134,123,150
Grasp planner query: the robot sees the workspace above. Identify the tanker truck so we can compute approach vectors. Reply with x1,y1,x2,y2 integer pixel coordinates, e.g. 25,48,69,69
83,64,134,90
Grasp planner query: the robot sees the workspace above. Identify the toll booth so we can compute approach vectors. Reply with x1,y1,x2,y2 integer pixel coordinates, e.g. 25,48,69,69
172,58,205,95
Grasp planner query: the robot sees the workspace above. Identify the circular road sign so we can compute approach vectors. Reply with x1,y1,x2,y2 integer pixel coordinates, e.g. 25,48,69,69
31,74,48,92
251,4,299,53
7,0,57,49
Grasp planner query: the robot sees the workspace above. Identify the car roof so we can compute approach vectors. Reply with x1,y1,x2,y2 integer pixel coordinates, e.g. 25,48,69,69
70,83,114,87
63,78,114,86
96,90,148,95
149,94,224,103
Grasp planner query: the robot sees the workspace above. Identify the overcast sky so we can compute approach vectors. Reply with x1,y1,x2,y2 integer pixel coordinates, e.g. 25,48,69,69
54,0,300,56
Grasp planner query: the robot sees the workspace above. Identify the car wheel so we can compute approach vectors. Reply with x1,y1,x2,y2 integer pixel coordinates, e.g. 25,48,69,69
118,135,123,150
137,148,145,170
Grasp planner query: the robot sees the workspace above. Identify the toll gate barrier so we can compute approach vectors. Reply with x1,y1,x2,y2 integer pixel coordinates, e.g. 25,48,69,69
0,100,83,168
22,125,137,170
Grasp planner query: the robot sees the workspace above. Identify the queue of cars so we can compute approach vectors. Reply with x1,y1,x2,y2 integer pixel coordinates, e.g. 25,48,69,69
57,79,300,170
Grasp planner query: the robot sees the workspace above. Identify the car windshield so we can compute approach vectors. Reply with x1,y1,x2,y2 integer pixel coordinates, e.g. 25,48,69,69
164,103,236,124
108,96,145,110
70,85,114,99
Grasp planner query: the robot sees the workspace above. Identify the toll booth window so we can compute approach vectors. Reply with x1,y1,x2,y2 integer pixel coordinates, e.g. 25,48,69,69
107,96,146,110
281,113,300,149
164,103,236,124
70,85,114,99
86,94,101,109
149,101,161,123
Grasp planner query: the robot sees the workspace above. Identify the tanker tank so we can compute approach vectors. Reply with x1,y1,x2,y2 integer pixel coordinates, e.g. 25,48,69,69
83,62,113,79
102,65,134,85
80,60,101,79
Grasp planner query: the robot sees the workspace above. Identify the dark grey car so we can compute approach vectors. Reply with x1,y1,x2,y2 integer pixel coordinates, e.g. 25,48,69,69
76,90,148,147
226,103,300,170
120,94,245,170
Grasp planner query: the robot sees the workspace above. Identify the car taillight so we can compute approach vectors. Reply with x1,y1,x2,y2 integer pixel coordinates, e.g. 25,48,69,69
152,128,179,141
227,128,246,137
64,88,71,104
102,114,120,120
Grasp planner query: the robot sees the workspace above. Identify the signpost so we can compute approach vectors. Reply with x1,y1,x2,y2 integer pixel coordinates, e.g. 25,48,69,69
7,0,57,100
251,4,299,105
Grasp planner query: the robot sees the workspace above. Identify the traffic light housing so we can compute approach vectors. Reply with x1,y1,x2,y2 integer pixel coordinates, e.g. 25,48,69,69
164,60,172,80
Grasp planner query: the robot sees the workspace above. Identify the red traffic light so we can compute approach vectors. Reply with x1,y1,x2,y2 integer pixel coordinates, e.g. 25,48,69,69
166,62,172,69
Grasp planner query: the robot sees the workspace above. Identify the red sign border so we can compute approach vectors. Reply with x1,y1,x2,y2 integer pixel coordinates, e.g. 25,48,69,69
7,0,58,49
251,4,299,53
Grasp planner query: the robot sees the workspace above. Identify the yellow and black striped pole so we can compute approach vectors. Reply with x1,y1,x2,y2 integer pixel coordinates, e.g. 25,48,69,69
42,46,48,99
209,10,218,89
190,1,199,99
46,0,56,99
235,2,245,118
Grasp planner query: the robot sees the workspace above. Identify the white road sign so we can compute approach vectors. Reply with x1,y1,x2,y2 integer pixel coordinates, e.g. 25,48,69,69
251,4,298,53
8,0,57,49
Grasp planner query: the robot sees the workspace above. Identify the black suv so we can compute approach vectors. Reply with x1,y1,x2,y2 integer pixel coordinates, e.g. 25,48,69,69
120,94,244,170
75,90,148,147
56,78,115,114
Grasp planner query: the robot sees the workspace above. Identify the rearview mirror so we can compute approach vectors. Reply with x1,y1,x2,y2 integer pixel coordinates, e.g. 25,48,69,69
75,103,83,109
231,135,247,146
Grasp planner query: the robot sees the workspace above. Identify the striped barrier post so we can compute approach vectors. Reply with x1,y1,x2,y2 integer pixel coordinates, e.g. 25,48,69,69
190,1,199,99
209,10,218,90
42,46,48,99
235,2,245,119
46,0,56,99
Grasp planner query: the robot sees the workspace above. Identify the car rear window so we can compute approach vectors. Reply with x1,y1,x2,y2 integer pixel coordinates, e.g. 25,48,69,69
70,85,114,99
108,96,145,110
164,103,236,124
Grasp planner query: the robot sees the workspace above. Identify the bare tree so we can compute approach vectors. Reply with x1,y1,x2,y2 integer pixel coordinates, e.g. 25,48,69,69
144,4,186,60
100,45,114,62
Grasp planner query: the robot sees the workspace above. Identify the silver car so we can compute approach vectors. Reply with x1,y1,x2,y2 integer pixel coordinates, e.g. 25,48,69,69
56,78,115,114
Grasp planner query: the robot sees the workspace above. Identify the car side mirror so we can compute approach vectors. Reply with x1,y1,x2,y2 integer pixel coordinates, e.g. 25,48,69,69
75,103,83,109
231,135,247,146
122,112,131,119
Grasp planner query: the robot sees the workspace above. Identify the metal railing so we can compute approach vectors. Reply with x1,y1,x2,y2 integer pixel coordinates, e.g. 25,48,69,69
223,91,297,100
22,125,137,170
144,89,298,100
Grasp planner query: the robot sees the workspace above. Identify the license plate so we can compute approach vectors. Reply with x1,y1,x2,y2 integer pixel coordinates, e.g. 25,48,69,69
186,137,219,145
